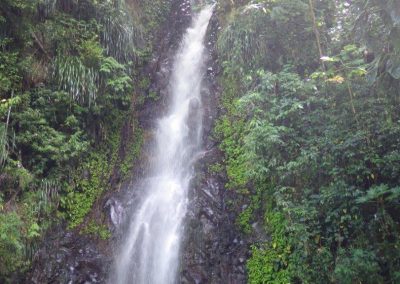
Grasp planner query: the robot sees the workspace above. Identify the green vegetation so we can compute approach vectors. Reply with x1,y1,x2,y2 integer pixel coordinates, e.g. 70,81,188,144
208,162,224,175
80,220,111,240
120,125,144,178
2,0,400,282
61,150,111,229
216,0,400,282
0,0,171,281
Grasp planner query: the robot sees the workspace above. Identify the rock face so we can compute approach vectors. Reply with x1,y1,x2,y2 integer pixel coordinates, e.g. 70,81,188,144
181,170,249,284
29,224,111,283
179,11,248,284
140,0,192,131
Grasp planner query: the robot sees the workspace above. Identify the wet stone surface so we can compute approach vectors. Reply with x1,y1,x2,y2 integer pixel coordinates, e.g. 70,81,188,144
180,9,249,284
29,224,111,284
180,147,249,284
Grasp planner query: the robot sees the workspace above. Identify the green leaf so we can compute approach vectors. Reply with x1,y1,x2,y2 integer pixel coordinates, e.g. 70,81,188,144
386,56,400,79
356,184,398,204
27,222,41,238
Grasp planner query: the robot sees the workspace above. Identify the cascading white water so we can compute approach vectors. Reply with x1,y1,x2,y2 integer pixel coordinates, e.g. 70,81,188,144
113,5,213,284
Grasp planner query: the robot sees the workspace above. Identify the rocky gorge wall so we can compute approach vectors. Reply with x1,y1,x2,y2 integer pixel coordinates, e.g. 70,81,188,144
180,10,249,284
27,1,250,283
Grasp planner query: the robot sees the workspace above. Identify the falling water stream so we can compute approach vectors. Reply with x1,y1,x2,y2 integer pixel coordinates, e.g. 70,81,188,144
113,5,214,284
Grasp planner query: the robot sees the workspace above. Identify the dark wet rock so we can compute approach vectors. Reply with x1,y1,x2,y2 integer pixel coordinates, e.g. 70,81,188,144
180,9,248,284
105,198,124,229
139,0,192,130
181,147,249,284
28,224,111,284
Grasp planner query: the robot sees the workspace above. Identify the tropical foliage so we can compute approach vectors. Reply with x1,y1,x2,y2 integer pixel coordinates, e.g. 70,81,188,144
1,0,400,283
215,0,400,282
0,0,171,281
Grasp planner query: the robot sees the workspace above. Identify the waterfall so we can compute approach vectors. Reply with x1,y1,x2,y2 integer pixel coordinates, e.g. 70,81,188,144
112,5,213,284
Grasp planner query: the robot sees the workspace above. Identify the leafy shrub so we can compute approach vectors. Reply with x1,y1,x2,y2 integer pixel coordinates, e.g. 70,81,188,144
0,212,24,277
81,220,111,240
334,249,383,284
216,2,400,281
61,151,110,229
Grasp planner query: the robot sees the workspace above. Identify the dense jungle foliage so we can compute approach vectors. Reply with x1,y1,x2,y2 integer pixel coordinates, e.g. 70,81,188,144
0,0,170,280
1,0,400,283
215,0,400,283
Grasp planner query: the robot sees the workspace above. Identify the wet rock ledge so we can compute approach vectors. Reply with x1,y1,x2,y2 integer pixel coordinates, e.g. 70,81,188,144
180,9,249,284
